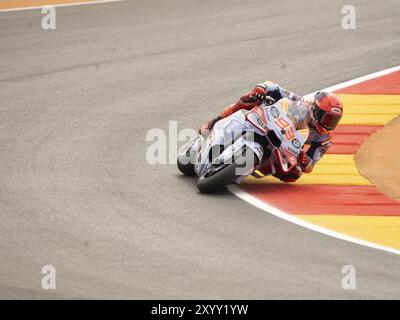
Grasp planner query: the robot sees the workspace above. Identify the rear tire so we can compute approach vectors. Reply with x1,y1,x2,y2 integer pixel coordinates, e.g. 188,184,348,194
196,146,259,193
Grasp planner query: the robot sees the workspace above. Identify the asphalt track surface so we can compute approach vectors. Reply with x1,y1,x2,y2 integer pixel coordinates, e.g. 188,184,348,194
0,0,400,299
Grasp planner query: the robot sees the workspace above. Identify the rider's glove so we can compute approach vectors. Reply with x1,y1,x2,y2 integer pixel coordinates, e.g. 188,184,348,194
199,115,223,137
298,151,313,173
250,85,276,105
250,85,268,101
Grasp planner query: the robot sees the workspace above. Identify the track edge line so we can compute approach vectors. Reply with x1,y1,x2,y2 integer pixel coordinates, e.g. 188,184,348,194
229,185,400,255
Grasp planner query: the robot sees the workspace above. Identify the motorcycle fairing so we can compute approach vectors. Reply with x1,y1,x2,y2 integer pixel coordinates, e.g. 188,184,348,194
194,113,264,177
245,99,309,173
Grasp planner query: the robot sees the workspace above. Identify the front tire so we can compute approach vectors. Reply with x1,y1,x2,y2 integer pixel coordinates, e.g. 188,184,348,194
196,146,259,193
177,138,199,176
177,153,196,176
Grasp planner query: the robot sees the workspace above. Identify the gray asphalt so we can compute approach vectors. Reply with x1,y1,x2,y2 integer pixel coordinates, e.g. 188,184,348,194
0,0,399,299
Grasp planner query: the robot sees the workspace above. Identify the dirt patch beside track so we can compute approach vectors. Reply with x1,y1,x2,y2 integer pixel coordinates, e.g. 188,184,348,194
356,117,400,201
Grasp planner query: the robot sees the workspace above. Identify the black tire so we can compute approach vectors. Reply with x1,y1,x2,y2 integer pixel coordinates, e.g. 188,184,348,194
196,146,259,193
177,154,196,176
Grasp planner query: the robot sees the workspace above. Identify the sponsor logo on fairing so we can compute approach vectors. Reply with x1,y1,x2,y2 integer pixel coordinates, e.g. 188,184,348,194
271,106,280,119
256,117,268,131
291,138,301,149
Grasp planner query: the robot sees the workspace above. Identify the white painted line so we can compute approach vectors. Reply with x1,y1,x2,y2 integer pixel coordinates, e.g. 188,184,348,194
231,65,400,256
304,65,400,99
0,0,125,13
230,186,400,256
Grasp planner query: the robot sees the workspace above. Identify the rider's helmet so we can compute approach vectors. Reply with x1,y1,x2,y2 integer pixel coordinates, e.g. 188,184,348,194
311,92,343,133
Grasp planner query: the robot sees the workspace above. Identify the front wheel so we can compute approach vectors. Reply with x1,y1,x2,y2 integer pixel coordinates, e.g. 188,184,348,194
196,146,259,193
177,138,199,177
177,153,196,176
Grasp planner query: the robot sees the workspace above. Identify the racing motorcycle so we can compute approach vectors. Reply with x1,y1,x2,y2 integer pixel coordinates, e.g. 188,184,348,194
177,98,309,193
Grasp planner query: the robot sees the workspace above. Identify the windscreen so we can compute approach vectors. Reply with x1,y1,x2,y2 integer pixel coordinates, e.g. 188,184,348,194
286,101,312,130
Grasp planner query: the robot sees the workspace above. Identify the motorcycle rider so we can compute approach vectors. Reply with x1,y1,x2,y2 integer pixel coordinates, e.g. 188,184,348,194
199,81,344,182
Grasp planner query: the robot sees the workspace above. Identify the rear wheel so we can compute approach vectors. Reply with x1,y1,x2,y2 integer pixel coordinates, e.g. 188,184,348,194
196,146,259,193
